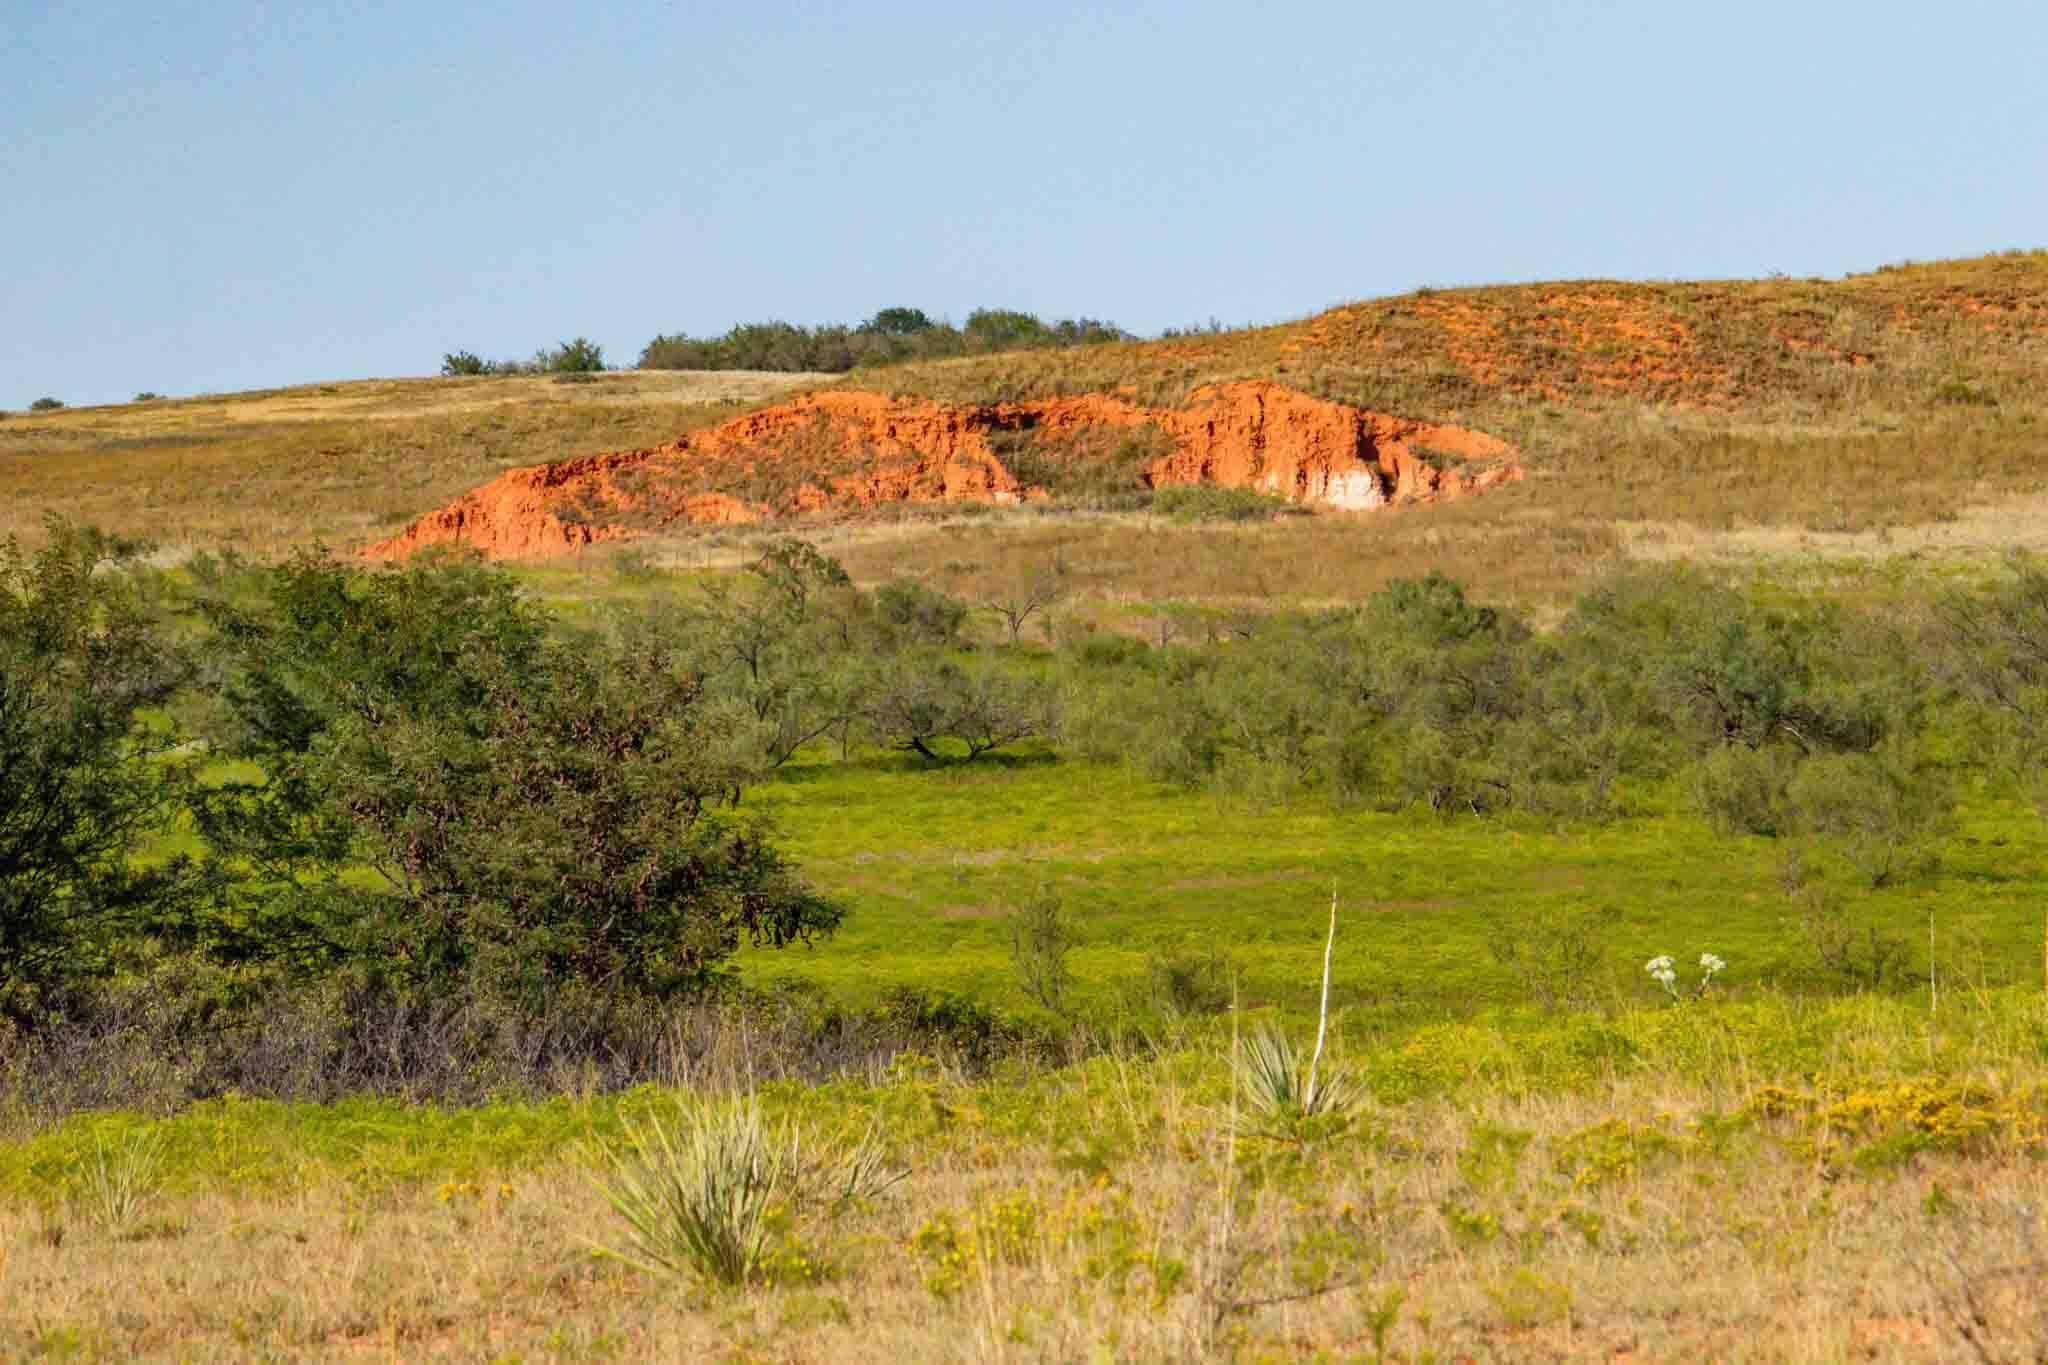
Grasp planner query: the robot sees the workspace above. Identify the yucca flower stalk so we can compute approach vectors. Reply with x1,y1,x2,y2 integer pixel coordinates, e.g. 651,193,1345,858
1232,885,1358,1138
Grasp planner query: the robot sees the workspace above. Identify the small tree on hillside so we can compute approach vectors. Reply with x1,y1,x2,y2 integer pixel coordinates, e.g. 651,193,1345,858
861,654,1055,761
981,563,1066,646
684,540,863,772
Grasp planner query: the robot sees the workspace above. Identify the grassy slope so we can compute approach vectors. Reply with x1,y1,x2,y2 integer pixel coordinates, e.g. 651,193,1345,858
6,254,2046,606
838,252,2048,605
0,371,821,556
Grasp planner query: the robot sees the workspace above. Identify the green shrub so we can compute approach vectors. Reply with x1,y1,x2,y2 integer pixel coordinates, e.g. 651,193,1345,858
1691,744,1794,836
874,580,967,646
1150,484,1295,523
1006,886,1077,1015
0,522,196,1011
28,397,63,412
439,350,490,377
1785,869,1910,988
537,337,605,373
1137,946,1234,1018
859,653,1055,761
1485,905,1615,1012
189,555,839,1008
1783,747,1953,887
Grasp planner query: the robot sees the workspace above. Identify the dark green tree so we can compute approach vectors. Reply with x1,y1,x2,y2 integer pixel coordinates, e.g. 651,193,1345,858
191,554,838,1005
537,337,605,373
862,307,935,336
0,522,194,1009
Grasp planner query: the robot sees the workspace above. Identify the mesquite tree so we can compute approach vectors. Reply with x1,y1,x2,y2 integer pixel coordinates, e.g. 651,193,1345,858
191,554,839,1007
0,523,194,1009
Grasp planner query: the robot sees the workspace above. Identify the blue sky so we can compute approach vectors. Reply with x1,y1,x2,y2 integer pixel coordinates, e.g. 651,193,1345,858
5,0,2043,408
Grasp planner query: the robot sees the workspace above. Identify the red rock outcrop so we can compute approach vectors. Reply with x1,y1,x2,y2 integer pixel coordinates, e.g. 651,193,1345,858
365,381,1521,562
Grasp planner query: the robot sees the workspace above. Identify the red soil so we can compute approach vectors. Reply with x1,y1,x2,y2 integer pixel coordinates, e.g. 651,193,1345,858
365,381,1522,562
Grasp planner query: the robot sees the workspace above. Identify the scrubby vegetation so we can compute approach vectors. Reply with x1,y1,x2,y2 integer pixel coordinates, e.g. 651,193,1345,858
10,530,2048,1356
4,528,2043,1090
11,253,2048,1357
439,337,607,377
638,307,1129,373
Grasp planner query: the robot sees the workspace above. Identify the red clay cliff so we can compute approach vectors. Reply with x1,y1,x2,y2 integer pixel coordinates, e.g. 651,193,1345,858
365,381,1522,562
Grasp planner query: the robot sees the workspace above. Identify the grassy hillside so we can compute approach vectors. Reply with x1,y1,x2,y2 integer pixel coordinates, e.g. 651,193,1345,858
872,252,2048,418
838,252,2048,604
0,370,820,556
6,255,2046,606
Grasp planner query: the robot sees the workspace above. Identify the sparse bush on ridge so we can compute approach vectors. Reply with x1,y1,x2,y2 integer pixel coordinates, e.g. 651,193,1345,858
638,307,1130,373
538,336,605,372
28,397,63,411
436,339,604,377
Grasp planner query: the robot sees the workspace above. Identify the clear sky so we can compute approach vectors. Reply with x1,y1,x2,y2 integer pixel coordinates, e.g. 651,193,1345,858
6,0,2044,408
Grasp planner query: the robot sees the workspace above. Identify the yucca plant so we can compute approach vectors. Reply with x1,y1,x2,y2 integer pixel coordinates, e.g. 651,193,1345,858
81,1128,167,1234
1232,887,1359,1139
594,1101,790,1286
1235,1024,1358,1128
591,1098,902,1287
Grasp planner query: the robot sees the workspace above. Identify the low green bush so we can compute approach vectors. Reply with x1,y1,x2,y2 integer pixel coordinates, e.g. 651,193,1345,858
1150,484,1295,522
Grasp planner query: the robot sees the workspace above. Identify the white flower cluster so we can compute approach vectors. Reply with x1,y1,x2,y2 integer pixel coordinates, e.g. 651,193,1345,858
1646,951,1726,1002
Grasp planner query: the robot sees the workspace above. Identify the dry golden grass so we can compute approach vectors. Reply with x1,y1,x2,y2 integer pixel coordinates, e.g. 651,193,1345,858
868,252,2048,422
809,252,2048,604
6,254,2048,607
0,371,822,556
6,1066,2044,1362
615,497,1617,610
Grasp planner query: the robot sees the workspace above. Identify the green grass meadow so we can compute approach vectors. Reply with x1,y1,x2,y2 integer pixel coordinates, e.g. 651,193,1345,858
735,749,2048,1025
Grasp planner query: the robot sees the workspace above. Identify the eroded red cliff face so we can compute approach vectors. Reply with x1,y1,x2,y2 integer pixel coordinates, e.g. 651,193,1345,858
364,381,1522,561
